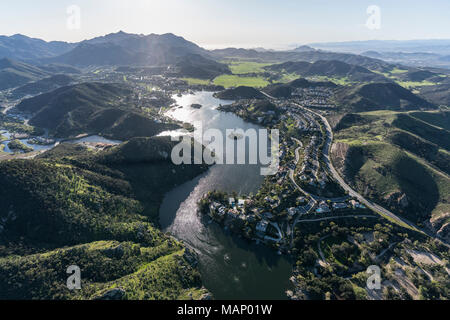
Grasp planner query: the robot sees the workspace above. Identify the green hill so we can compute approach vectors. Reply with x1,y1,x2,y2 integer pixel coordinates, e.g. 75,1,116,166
334,82,436,112
264,60,388,82
409,110,450,130
175,54,230,79
392,113,450,150
403,70,436,82
16,82,178,139
39,64,81,75
263,78,337,98
0,58,49,90
49,32,209,67
214,85,266,99
0,34,75,60
331,110,450,241
0,137,209,299
10,74,74,99
418,83,450,106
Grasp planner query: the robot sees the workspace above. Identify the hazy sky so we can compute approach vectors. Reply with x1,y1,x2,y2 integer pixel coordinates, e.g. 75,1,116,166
1,0,450,48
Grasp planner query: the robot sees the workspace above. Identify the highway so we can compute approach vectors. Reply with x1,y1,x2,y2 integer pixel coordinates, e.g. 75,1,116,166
261,90,448,246
291,102,424,233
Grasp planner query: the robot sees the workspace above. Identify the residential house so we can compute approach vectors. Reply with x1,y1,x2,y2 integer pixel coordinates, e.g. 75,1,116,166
256,220,269,233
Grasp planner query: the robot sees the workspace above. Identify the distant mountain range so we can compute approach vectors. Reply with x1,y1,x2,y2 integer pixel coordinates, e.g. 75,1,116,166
1,32,447,108
0,32,393,72
308,40,450,68
2,32,450,72
0,34,76,61
0,32,212,68
309,39,450,55
211,47,390,71
46,31,210,67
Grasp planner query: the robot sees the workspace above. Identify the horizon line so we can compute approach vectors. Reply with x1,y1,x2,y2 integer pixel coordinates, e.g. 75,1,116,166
3,31,450,50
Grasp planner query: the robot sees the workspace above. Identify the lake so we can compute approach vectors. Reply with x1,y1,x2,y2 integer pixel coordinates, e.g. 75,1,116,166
0,131,121,154
159,91,293,300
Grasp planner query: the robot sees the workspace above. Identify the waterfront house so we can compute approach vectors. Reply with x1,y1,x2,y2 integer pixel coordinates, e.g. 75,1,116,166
256,220,269,233
332,202,348,210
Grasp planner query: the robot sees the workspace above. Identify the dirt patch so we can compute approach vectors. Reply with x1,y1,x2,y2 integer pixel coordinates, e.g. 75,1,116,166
407,249,444,265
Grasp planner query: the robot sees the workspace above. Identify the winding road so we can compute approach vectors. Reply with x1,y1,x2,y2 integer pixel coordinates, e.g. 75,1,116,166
291,102,423,233
262,91,448,246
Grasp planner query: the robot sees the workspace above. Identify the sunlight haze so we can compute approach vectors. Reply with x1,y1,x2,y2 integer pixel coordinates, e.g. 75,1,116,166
1,0,449,48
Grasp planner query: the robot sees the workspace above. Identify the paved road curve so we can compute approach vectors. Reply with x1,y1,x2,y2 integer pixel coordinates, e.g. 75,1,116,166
291,102,424,233
261,90,447,246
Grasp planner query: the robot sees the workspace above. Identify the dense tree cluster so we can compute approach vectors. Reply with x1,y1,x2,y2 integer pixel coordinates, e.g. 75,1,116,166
0,138,209,299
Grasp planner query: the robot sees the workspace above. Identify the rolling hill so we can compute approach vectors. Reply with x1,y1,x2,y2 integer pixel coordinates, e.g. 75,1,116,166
334,82,436,112
50,42,136,66
418,83,450,106
331,110,450,241
0,34,75,60
211,48,391,71
174,54,230,79
265,60,388,82
10,74,74,99
0,137,209,299
0,58,49,90
16,82,178,139
214,86,266,99
263,78,337,98
38,63,81,75
48,31,210,67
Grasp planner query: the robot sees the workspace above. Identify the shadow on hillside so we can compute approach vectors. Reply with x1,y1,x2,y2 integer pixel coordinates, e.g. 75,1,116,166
343,145,366,183
392,154,439,224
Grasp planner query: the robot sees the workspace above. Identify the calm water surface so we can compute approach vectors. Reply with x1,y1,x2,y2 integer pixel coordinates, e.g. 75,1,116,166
159,92,292,300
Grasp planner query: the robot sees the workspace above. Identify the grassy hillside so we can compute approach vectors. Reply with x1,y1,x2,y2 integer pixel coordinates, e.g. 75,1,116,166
418,83,450,106
334,82,436,112
0,240,205,300
16,82,178,139
217,100,280,125
10,74,74,99
409,110,450,130
214,86,266,100
0,58,49,90
265,60,388,83
213,74,269,88
263,78,337,98
0,137,209,299
331,110,450,240
225,61,273,74
175,54,231,79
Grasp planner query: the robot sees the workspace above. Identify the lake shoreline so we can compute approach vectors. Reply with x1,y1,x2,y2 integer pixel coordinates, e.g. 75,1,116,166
159,91,293,300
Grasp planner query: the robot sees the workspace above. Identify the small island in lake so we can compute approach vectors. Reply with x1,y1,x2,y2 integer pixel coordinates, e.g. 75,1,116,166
7,139,34,153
